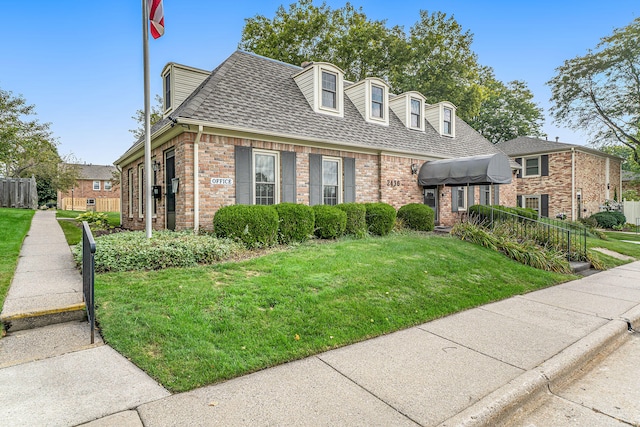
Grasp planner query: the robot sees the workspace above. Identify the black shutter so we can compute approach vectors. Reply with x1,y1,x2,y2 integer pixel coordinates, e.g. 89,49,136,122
281,151,296,203
541,194,549,217
309,154,322,206
516,194,522,208
541,155,549,176
467,185,474,208
235,146,252,205
343,157,355,203
493,185,500,205
451,187,458,212
515,158,522,178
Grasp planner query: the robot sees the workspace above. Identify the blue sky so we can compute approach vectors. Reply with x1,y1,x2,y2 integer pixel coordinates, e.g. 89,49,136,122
1,1,638,165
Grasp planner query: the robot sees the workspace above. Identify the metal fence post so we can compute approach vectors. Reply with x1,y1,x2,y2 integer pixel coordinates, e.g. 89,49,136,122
82,221,96,344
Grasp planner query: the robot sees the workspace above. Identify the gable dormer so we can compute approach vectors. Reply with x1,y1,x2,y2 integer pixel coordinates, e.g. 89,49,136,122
389,91,427,131
161,63,210,117
425,101,456,137
344,78,390,126
293,62,344,118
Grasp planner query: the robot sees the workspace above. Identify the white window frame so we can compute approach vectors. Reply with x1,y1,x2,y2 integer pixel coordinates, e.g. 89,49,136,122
523,156,541,177
523,195,541,214
138,164,144,219
163,71,172,112
128,168,133,218
252,149,280,206
456,186,468,211
443,107,453,136
104,180,112,191
93,180,100,191
322,157,343,206
410,98,422,130
320,70,338,111
370,83,385,120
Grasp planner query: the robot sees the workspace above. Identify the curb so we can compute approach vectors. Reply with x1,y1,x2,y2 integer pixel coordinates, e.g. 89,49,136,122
1,304,87,332
438,313,637,426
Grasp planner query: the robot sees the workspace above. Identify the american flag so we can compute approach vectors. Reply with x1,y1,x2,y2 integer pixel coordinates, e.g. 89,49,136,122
148,0,164,39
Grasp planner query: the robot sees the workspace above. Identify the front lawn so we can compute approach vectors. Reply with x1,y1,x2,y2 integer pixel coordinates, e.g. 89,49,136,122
0,208,34,312
587,233,640,267
96,233,573,392
56,210,120,245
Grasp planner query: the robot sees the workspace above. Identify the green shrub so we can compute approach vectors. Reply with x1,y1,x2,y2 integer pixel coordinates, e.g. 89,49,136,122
274,203,315,244
213,205,279,248
76,211,109,229
468,204,538,223
365,203,397,236
397,203,434,231
71,231,244,272
336,203,367,238
590,211,625,229
312,205,346,239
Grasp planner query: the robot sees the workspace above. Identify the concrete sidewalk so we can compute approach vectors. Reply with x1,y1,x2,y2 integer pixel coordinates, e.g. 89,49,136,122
1,210,640,426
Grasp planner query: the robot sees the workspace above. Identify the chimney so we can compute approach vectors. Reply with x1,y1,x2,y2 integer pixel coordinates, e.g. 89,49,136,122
555,136,559,142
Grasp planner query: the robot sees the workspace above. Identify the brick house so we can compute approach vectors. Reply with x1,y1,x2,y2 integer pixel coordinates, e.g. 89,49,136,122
115,51,517,232
497,137,622,220
57,164,120,212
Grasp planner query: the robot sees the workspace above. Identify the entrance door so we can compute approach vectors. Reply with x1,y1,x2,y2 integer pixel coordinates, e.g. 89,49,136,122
165,149,176,230
424,187,438,222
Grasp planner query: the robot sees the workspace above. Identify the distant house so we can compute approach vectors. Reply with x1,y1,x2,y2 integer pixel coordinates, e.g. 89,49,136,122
57,164,120,212
622,170,640,198
497,137,622,220
115,51,518,232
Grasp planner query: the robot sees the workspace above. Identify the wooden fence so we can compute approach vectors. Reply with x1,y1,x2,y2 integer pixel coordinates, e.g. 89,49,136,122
60,197,120,212
0,177,38,209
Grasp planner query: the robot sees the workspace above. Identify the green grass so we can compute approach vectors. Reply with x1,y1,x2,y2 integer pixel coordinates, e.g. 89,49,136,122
56,210,120,245
0,208,34,313
586,234,640,267
96,233,573,392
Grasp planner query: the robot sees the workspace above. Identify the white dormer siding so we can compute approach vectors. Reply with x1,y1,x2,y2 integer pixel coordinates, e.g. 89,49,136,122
425,101,456,137
293,62,344,118
390,92,427,131
344,78,389,126
161,63,210,117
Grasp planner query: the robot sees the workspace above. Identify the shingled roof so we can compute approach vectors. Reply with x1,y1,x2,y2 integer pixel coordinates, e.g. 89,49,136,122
118,51,504,163
497,136,620,160
67,164,116,180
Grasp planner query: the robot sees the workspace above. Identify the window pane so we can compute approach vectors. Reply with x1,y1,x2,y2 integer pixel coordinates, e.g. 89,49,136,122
255,183,275,205
372,101,382,118
525,197,539,212
372,85,383,103
255,154,275,183
457,187,465,209
321,72,337,109
444,108,451,121
444,108,452,134
323,160,338,185
322,90,336,109
525,158,539,175
323,186,338,205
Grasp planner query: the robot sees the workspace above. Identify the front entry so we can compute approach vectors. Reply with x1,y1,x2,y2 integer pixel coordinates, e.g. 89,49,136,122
424,187,438,223
165,149,176,230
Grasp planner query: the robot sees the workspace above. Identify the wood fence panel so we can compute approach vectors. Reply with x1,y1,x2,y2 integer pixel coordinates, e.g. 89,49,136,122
0,177,37,209
60,197,120,212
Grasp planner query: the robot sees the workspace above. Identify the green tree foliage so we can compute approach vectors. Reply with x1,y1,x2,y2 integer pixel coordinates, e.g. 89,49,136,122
0,86,78,194
599,145,640,174
548,17,640,163
240,1,542,132
467,68,544,143
130,94,164,141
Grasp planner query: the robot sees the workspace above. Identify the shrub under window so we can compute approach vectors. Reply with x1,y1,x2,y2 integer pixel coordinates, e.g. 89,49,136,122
365,202,397,236
213,205,279,248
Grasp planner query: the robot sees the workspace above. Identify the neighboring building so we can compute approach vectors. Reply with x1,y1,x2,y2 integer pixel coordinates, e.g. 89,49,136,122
57,164,120,212
497,137,622,220
115,51,517,232
622,170,640,198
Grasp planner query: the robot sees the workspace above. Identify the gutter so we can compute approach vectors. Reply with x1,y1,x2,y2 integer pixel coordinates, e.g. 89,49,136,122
193,125,203,233
116,164,123,227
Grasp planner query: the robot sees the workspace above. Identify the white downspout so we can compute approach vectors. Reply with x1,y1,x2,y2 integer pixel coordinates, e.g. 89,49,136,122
193,125,203,234
116,165,123,227
571,147,575,221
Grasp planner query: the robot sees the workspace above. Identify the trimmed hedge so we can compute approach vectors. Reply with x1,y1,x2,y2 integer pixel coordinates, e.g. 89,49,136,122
274,203,315,244
365,202,397,236
397,203,435,231
312,205,347,239
589,211,626,229
213,205,279,248
336,203,367,238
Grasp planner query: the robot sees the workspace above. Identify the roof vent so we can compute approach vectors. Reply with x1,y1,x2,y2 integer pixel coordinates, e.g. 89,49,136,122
301,61,313,68
555,136,559,142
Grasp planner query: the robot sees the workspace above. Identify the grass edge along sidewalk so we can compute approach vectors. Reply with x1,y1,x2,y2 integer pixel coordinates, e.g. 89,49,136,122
0,208,34,322
96,233,574,392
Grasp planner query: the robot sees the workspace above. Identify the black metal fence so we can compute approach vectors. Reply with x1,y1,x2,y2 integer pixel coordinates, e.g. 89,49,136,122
82,221,96,344
470,205,587,261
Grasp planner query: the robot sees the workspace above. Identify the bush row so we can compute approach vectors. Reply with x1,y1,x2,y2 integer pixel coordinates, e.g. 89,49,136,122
213,202,435,248
588,211,626,229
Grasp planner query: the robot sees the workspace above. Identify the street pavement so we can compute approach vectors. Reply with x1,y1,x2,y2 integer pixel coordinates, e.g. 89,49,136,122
1,210,639,426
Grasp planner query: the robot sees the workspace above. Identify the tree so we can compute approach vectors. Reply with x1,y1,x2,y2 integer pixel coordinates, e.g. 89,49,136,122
466,67,544,143
599,144,640,173
130,94,164,141
548,17,640,163
240,2,543,133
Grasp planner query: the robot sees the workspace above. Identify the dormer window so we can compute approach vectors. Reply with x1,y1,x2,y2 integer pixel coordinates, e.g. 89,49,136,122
321,71,337,109
443,107,452,135
164,72,172,111
371,84,384,119
410,98,422,128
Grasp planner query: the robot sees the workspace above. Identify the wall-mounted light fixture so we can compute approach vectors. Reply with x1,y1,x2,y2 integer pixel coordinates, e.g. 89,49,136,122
411,163,418,175
607,183,610,190
152,160,161,172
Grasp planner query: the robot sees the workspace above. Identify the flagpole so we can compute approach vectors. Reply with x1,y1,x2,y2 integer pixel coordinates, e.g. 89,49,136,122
142,0,153,239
